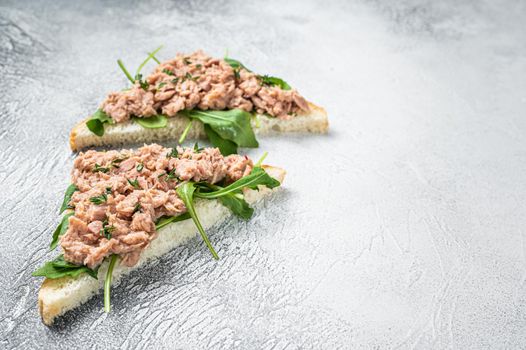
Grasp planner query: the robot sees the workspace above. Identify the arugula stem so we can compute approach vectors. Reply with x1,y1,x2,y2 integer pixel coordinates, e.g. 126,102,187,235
177,183,219,260
104,255,118,313
136,45,164,77
117,59,135,84
150,55,161,64
179,119,193,144
255,152,268,167
186,202,219,259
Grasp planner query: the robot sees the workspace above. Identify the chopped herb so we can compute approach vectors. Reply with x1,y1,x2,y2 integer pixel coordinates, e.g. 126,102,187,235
158,168,178,181
165,168,178,181
171,78,179,84
157,82,167,89
136,163,144,172
166,147,178,158
196,64,202,69
193,142,204,153
233,68,240,80
93,163,109,173
90,193,108,205
110,157,126,168
100,219,115,239
163,68,175,76
127,178,140,189
135,73,149,90
184,72,193,81
133,202,142,214
106,187,112,194
183,57,191,65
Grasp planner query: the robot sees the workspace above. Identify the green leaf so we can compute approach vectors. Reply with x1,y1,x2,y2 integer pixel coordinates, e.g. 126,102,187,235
59,184,78,214
155,212,191,230
86,109,114,137
132,115,168,129
218,193,254,219
181,109,258,149
176,182,219,259
259,75,292,90
224,57,291,90
32,255,99,280
195,166,280,199
224,57,251,72
49,212,74,250
204,124,238,156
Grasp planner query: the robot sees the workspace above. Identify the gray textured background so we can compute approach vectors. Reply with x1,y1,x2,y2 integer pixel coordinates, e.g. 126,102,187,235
1,0,525,349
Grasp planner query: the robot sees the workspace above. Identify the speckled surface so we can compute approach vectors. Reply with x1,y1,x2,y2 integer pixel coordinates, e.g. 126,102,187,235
1,0,526,349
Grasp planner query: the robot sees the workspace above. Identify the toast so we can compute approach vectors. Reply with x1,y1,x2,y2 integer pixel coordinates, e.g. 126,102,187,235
70,102,328,151
38,165,285,325
69,49,328,152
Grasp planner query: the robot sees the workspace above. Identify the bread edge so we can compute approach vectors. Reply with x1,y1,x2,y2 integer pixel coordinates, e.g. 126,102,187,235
70,102,328,151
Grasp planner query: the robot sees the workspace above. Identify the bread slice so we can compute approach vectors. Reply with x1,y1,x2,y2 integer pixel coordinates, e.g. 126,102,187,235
38,165,285,326
70,102,328,151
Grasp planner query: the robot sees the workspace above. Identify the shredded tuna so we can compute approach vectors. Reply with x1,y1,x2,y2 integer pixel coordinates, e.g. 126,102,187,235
100,50,309,122
61,144,253,268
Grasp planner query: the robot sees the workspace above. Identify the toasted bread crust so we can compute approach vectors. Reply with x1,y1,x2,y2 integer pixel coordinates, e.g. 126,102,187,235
69,102,328,151
38,165,285,325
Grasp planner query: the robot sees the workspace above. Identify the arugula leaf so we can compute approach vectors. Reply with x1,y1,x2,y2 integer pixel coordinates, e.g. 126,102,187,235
132,115,168,129
224,57,251,72
181,109,258,149
59,184,78,214
50,212,74,250
224,57,292,90
204,124,238,155
104,255,118,313
176,182,219,259
86,109,114,137
195,166,280,199
32,255,99,280
259,75,291,90
155,212,191,230
218,193,254,219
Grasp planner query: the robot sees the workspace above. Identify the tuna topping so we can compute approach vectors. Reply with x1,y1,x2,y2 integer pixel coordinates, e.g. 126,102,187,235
60,144,253,268
101,50,310,122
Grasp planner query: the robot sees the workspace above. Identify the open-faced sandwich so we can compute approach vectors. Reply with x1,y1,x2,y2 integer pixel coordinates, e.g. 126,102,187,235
70,49,328,153
33,144,285,325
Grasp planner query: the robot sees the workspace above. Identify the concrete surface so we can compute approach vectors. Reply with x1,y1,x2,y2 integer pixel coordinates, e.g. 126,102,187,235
0,0,525,348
